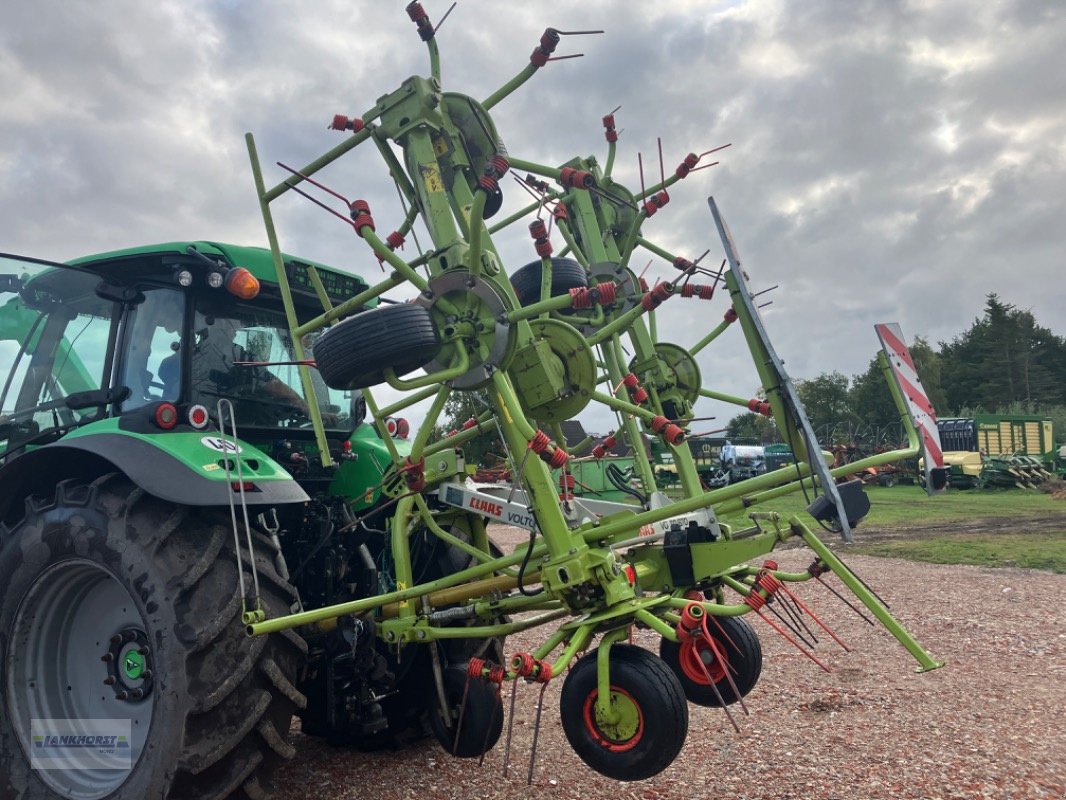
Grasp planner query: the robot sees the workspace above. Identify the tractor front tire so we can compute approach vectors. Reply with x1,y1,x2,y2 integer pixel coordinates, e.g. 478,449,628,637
0,474,307,800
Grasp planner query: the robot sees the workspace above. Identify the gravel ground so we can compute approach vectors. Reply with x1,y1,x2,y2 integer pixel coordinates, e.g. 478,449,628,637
274,527,1066,800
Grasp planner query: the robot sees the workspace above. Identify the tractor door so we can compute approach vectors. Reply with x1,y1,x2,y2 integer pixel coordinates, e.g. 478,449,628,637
0,254,121,460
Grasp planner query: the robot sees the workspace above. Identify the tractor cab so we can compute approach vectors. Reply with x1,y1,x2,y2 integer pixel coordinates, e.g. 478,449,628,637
0,245,370,469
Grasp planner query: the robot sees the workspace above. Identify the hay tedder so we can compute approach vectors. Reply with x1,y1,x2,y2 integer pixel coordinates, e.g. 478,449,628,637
0,6,949,799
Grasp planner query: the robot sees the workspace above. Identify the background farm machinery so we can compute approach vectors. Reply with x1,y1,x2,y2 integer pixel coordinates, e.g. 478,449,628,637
0,6,951,799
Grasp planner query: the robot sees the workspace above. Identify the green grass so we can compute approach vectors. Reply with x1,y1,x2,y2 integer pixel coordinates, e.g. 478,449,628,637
716,484,1065,573
848,532,1066,573
719,485,1063,530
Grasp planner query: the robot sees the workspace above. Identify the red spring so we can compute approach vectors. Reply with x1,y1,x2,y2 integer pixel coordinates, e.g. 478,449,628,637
680,283,712,299
511,652,536,678
747,398,772,417
676,601,704,642
594,281,617,306
403,456,426,491
569,286,593,309
662,423,685,445
529,219,548,240
559,473,576,490
622,373,639,390
724,307,738,323
534,661,553,683
592,433,617,459
529,430,550,454
530,29,560,68
467,657,487,679
478,174,499,193
487,664,506,684
602,113,619,143
546,447,569,469
642,201,659,218
675,152,699,179
535,237,553,258
558,167,593,189
639,276,649,292
631,386,649,404
807,559,830,577
406,2,434,40
462,417,479,430
763,559,779,570
644,191,669,213
673,256,694,272
641,282,671,311
330,114,365,133
386,230,405,250
349,200,375,237
488,154,510,176
552,203,569,221
650,415,669,433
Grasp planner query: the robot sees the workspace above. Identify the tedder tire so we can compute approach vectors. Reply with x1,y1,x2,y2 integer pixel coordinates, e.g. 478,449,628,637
658,614,762,707
427,665,504,758
509,257,587,311
0,474,307,800
560,644,688,781
312,303,441,390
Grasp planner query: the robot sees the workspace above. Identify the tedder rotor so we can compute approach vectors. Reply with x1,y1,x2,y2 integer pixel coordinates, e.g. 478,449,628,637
240,4,947,783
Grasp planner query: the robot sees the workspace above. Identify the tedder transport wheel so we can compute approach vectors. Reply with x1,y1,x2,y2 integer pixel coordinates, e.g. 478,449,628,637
0,474,306,800
427,665,504,758
659,614,763,707
313,303,441,390
509,257,588,312
560,644,688,781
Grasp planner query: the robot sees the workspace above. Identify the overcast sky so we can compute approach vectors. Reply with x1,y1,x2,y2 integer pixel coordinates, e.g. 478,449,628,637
2,0,1063,434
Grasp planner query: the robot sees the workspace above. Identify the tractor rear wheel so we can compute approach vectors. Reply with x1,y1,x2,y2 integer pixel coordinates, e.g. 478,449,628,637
559,644,687,781
0,474,306,800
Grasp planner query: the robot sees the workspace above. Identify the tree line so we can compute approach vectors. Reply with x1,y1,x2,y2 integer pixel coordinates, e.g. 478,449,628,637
728,294,1066,446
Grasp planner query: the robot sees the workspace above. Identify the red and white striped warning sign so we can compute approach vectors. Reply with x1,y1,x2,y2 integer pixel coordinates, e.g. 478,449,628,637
875,323,945,490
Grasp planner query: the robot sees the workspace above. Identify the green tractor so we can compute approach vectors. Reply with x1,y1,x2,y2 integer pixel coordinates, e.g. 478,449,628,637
0,243,495,799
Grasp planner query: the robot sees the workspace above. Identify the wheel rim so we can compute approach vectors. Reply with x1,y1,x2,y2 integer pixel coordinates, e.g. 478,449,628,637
581,687,644,752
7,559,155,799
678,638,728,685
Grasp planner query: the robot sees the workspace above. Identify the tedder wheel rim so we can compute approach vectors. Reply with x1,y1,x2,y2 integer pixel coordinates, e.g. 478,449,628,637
580,686,645,752
7,558,154,800
678,638,728,685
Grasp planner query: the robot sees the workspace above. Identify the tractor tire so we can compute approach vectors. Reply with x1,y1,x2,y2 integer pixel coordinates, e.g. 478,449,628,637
658,614,762,707
560,644,688,781
509,257,587,312
312,303,441,390
0,474,307,800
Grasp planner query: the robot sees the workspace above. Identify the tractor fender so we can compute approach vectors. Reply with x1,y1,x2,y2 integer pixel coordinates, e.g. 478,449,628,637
0,434,308,524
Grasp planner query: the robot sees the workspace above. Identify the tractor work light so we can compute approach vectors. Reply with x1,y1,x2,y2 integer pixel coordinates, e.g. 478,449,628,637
206,271,225,289
175,269,194,288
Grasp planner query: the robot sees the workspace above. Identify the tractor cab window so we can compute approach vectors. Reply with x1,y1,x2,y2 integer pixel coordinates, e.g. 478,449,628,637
119,288,185,411
0,255,117,458
188,297,359,431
